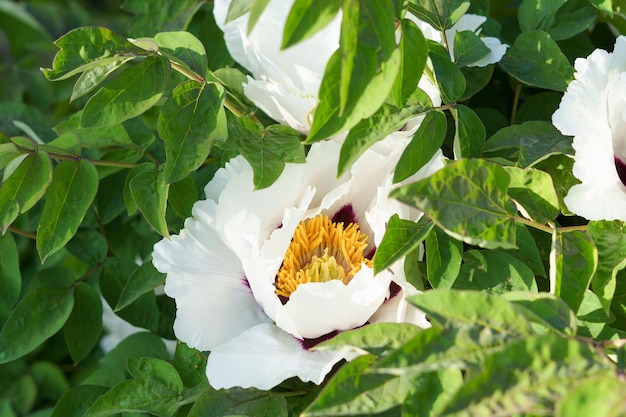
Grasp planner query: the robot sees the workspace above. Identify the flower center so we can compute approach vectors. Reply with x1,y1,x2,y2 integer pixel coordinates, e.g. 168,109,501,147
275,214,372,298
615,156,626,187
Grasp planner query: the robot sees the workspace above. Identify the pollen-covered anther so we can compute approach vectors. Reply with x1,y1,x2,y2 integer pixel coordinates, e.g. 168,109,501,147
275,214,372,298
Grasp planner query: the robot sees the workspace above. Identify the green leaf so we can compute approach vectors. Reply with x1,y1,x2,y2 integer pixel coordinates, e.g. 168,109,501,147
452,104,485,159
159,81,226,184
518,0,567,33
173,342,207,387
282,0,341,48
483,120,573,168
0,287,74,364
391,159,518,249
51,385,108,417
338,95,432,176
499,30,574,91
127,357,183,393
116,262,166,311
129,164,170,237
36,160,99,263
100,258,160,331
374,215,434,273
307,0,401,142
409,289,533,335
303,355,417,416
551,230,597,313
408,0,470,30
548,0,597,41
315,323,425,357
440,334,610,416
393,110,446,183
225,0,254,23
64,283,102,364
226,119,305,189
9,375,37,415
101,332,171,369
392,18,428,105
154,31,208,77
247,0,271,34
453,30,490,67
0,232,20,307
81,55,170,128
0,151,52,233
30,361,70,402
54,112,136,149
426,226,462,289
42,26,143,81
506,166,560,223
588,0,613,15
455,250,538,293
84,378,181,417
587,220,626,315
65,229,108,264
429,42,466,103
168,175,198,218
121,0,205,37
502,292,577,336
189,387,288,417
503,223,547,277
556,375,626,417
403,369,463,417
70,58,134,102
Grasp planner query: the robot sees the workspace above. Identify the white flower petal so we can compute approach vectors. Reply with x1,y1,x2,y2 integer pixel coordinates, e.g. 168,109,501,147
206,322,348,390
553,35,626,220
467,36,508,67
153,201,268,351
369,282,430,329
281,267,392,339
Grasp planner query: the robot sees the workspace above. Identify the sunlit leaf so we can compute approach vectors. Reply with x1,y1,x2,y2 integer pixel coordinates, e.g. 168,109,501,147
282,0,341,48
374,215,434,273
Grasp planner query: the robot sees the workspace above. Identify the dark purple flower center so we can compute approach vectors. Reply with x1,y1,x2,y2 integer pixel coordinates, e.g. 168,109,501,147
615,157,626,186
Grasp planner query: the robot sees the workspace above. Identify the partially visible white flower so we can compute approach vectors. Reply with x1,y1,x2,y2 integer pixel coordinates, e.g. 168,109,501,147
153,138,444,390
552,36,626,221
409,13,508,67
100,296,176,355
213,0,341,133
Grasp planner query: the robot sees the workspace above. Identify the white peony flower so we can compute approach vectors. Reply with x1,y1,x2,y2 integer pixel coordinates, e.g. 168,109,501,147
552,36,626,221
213,0,341,133
409,13,508,67
153,138,444,390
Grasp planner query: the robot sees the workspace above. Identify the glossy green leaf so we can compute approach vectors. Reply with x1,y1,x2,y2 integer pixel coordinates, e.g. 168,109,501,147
533,154,578,215
121,0,205,37
226,119,305,189
154,31,208,76
159,81,225,184
81,55,170,128
408,289,533,335
408,0,470,30
0,287,74,364
0,151,52,233
225,0,254,23
556,375,626,417
129,164,170,237
394,110,446,183
307,0,401,142
455,250,538,293
42,26,143,81
518,0,567,33
64,282,102,364
173,342,207,387
502,292,576,335
0,232,20,307
452,104,485,159
316,323,425,357
101,332,171,369
116,262,166,311
84,378,181,417
0,143,21,170
303,355,415,416
51,385,108,417
426,226,462,289
588,0,613,15
483,121,573,168
506,166,560,223
282,0,341,48
65,229,108,264
548,0,597,41
453,30,490,67
499,30,574,91
440,335,610,416
374,215,434,274
429,42,466,103
339,94,432,176
189,387,288,417
551,230,597,313
503,223,547,277
127,357,183,393
168,175,198,218
587,220,626,315
70,58,133,102
36,160,99,262
391,159,518,249
54,112,135,148
392,18,428,105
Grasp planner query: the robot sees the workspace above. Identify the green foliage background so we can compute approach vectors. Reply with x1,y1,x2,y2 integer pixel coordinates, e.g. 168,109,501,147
1,0,626,416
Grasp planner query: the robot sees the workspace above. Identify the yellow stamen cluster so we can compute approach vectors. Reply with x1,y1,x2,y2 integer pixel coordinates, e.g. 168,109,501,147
275,214,372,298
